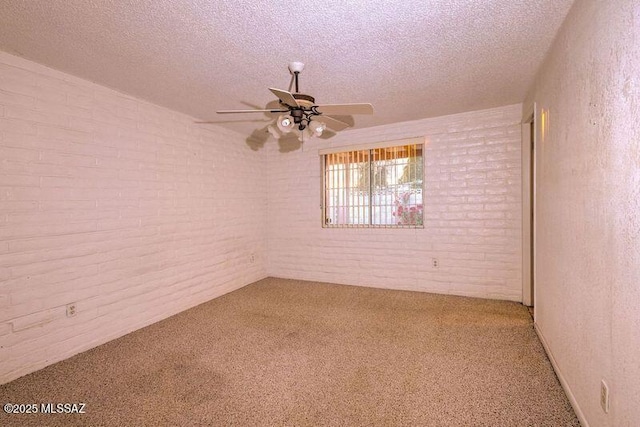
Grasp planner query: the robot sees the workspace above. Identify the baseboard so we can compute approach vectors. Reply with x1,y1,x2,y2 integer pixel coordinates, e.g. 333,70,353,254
534,322,589,427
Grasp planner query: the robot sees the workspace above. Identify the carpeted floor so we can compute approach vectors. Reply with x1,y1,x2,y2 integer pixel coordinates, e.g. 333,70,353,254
0,278,578,426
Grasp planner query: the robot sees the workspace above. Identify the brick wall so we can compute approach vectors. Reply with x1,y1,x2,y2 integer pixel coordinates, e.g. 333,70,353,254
0,49,524,384
0,52,268,383
267,104,523,300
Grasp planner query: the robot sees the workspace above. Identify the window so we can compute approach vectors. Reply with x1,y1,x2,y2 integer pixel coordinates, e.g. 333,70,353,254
321,138,424,228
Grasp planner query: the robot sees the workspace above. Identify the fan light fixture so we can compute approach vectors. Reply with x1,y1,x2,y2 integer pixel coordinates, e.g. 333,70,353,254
311,121,326,137
277,114,295,133
273,117,326,142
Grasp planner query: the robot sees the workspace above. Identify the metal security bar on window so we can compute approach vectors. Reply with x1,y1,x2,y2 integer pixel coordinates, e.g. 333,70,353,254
322,141,423,228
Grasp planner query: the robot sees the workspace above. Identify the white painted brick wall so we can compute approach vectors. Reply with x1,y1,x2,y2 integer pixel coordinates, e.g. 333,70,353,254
0,49,523,384
0,51,268,384
267,104,523,301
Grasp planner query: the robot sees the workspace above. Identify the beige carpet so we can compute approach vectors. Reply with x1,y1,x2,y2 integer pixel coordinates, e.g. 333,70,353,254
0,278,578,426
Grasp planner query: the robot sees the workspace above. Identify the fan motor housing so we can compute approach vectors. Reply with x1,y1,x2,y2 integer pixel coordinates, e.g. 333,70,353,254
289,93,317,129
292,93,315,106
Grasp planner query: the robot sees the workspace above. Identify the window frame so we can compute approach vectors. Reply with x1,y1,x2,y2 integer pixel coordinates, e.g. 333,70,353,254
319,137,425,229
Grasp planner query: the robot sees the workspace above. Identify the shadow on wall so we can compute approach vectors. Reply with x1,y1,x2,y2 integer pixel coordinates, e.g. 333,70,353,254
245,129,303,153
245,125,271,151
277,133,303,153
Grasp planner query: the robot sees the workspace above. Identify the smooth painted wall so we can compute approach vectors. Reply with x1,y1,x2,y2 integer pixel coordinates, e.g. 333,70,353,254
0,51,268,384
267,104,523,301
524,0,640,425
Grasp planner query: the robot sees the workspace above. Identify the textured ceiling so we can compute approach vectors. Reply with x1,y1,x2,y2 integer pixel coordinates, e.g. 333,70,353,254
0,0,575,135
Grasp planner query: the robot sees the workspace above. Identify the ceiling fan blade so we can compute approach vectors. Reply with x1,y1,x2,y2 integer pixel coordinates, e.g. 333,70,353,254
269,88,299,107
195,118,273,124
216,109,288,114
315,103,373,115
313,115,351,132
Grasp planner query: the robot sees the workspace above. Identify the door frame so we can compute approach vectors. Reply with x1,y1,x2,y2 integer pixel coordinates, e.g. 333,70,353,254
522,102,536,309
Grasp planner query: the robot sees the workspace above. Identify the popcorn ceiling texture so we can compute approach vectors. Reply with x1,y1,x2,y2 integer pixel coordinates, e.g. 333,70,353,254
0,1,574,136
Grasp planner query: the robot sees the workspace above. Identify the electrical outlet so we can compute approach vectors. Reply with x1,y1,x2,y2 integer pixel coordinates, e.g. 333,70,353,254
600,379,609,413
249,253,255,264
431,258,439,268
66,303,77,318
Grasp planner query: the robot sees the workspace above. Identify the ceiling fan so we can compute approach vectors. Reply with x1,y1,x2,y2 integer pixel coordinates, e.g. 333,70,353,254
210,62,373,141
